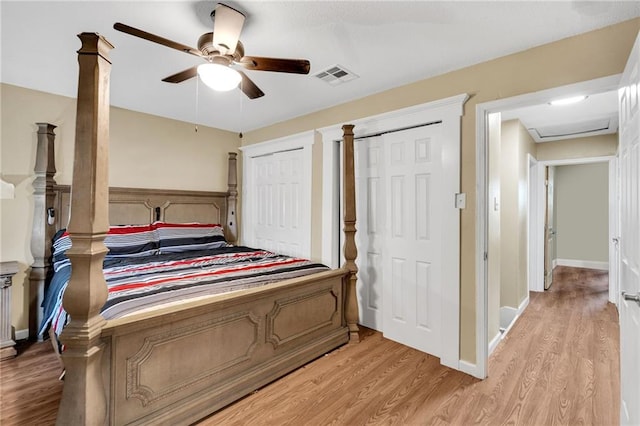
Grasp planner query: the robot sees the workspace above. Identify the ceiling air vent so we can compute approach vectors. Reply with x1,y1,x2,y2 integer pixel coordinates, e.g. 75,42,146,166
314,65,359,86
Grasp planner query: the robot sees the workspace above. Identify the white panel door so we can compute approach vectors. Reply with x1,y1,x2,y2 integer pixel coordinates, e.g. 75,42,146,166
619,31,640,426
383,124,443,356
253,149,305,257
254,154,276,252
544,166,556,290
355,136,385,330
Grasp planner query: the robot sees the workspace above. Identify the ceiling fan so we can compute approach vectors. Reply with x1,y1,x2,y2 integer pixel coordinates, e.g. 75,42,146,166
113,3,310,99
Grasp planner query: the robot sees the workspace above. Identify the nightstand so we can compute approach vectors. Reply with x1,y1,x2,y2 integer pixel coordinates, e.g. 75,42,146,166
1,261,18,360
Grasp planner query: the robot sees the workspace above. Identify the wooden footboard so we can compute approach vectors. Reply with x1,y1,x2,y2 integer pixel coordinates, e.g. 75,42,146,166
101,269,349,425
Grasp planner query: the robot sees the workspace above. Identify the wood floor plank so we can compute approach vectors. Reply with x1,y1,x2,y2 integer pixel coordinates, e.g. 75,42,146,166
0,266,619,425
0,341,63,426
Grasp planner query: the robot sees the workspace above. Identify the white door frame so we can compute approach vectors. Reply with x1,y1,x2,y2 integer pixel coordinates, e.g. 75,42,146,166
527,154,540,295
475,74,620,379
318,93,468,371
609,153,620,307
532,157,615,290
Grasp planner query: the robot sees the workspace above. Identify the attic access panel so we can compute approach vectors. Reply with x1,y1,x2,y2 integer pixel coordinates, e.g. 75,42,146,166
529,116,618,142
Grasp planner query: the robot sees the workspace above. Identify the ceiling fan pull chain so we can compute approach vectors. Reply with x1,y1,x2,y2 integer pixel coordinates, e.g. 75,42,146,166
195,77,199,133
239,79,243,139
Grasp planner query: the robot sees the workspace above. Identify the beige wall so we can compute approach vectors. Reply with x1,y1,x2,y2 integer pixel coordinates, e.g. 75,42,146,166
0,83,239,334
555,162,609,263
500,120,520,308
517,122,537,305
499,120,535,309
241,18,640,363
311,131,324,261
536,133,618,161
551,166,558,266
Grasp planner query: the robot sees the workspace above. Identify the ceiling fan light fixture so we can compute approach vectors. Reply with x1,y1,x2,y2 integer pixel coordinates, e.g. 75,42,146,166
197,63,241,91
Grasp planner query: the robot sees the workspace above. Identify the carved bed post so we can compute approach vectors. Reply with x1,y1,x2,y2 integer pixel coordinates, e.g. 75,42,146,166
29,122,57,341
342,124,360,343
56,33,113,426
227,152,238,244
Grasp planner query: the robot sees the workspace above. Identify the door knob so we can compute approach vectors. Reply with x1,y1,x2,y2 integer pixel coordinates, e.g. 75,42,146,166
622,291,640,305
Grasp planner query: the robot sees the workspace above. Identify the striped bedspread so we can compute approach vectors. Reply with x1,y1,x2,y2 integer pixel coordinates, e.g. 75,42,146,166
40,245,330,338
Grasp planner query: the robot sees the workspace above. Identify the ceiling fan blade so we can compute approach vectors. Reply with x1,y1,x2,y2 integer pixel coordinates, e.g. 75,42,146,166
162,66,198,83
237,56,310,74
212,3,245,55
114,22,203,58
237,70,264,99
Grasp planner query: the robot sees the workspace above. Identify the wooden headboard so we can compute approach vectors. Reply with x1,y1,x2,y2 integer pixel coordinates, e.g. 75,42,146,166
51,185,231,231
29,122,239,339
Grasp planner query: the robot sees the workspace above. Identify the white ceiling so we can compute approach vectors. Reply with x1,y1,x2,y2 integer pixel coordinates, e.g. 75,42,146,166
501,89,620,142
2,1,639,134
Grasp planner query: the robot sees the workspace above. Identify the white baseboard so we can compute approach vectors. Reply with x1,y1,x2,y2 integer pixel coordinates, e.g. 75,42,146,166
552,258,558,269
15,329,29,341
488,331,502,356
492,296,530,356
556,259,608,270
518,295,530,315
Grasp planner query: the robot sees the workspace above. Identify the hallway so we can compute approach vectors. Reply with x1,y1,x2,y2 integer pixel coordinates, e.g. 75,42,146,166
477,266,619,425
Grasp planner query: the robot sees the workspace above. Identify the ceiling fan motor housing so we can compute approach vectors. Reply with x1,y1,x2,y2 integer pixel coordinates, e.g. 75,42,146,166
198,32,244,61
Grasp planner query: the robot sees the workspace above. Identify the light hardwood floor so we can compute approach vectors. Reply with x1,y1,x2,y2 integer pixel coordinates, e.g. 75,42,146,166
0,266,619,425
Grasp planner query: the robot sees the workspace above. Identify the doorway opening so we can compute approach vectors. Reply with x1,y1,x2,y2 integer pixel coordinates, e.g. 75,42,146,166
475,74,621,379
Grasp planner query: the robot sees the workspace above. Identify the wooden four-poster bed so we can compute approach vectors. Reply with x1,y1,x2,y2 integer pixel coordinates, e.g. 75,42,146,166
31,33,359,425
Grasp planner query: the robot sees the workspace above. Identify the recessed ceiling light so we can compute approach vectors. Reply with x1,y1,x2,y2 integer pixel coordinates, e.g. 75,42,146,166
549,95,588,106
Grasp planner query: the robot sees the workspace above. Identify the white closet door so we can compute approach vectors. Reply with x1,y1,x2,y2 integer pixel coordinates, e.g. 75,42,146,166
355,124,446,356
382,124,443,356
254,154,276,252
355,136,385,330
253,149,305,257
